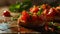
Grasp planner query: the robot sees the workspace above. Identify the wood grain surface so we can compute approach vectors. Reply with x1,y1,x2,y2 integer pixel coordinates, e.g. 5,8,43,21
0,6,37,33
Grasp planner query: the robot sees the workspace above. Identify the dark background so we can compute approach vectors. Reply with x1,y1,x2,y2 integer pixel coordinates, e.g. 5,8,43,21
0,0,60,6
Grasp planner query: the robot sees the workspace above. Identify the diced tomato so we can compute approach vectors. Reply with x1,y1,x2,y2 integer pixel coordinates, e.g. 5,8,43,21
32,13,38,22
3,10,11,17
41,8,57,21
41,4,47,10
47,8,56,17
21,10,30,23
41,4,51,10
30,6,39,13
42,9,49,15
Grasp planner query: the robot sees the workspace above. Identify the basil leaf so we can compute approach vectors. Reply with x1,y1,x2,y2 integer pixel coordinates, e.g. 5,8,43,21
37,8,43,15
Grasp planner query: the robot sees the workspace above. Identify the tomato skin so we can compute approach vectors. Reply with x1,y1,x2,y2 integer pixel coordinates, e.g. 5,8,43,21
46,8,57,21
47,8,56,17
41,8,57,21
22,10,28,16
31,13,38,25
56,6,60,10
42,8,56,16
21,10,30,23
42,9,49,15
32,13,38,21
30,6,39,13
56,6,60,15
41,4,51,10
41,4,47,10
3,11,11,17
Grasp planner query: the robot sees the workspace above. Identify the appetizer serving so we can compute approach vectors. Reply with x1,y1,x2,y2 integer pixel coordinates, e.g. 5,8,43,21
18,4,60,32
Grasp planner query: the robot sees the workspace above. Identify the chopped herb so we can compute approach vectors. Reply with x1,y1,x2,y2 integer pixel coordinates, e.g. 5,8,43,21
37,8,43,15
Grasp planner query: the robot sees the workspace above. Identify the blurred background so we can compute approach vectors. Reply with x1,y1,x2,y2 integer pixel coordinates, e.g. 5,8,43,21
0,0,60,6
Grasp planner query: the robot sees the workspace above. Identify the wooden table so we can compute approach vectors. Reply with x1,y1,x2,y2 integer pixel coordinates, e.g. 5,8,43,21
0,6,38,33
0,6,18,33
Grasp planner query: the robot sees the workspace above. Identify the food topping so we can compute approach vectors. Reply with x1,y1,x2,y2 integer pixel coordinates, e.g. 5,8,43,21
3,10,11,17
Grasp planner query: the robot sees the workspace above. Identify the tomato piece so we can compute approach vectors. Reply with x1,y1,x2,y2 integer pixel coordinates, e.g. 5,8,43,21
32,13,38,22
56,6,60,10
3,10,11,17
42,8,57,21
42,9,49,15
47,8,56,17
56,6,60,15
41,4,51,10
21,10,30,23
30,6,39,13
46,8,57,20
41,4,47,10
